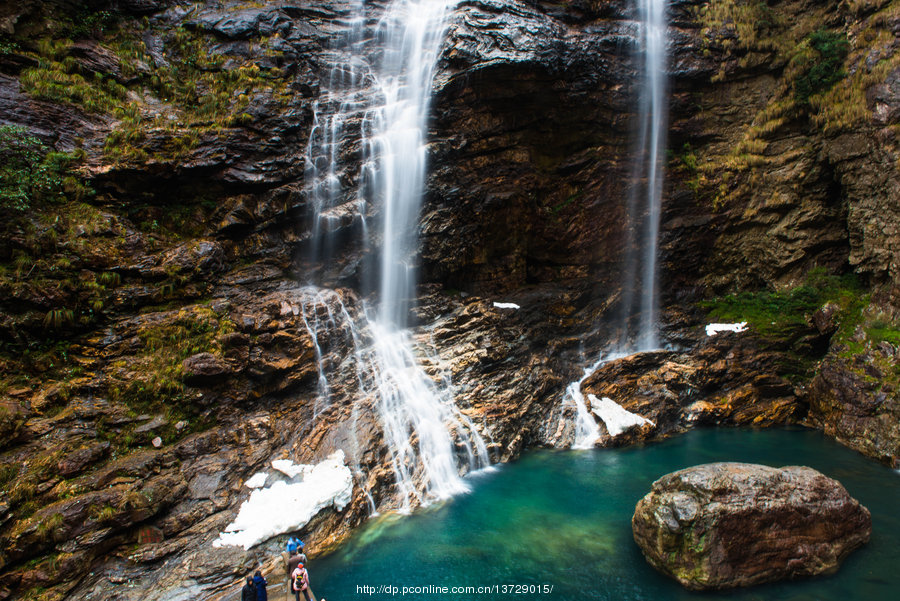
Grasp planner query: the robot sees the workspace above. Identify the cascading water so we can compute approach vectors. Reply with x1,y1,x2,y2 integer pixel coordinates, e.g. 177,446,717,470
563,0,668,447
304,0,369,268
301,0,488,512
620,0,668,352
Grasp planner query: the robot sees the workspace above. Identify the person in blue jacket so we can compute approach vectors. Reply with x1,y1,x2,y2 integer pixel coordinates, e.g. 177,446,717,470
253,570,268,601
286,536,304,555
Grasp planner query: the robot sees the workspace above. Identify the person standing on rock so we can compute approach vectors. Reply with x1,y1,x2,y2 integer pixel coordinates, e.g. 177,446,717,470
287,536,302,555
285,546,307,596
288,547,308,573
241,576,257,601
253,570,268,601
291,563,312,601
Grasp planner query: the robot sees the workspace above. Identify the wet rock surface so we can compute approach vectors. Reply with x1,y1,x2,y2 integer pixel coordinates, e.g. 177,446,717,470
544,328,802,448
807,353,900,469
632,462,871,590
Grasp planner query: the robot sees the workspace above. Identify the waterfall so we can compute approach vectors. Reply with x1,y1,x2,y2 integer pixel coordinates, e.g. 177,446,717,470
564,0,668,447
304,0,369,270
620,0,668,352
302,0,488,512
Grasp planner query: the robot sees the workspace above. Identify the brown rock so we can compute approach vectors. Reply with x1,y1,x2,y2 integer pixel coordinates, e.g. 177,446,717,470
57,442,110,477
632,462,871,590
807,357,900,468
182,353,231,384
810,302,840,335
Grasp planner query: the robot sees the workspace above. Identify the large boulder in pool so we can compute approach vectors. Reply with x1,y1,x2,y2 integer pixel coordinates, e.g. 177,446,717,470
631,462,871,590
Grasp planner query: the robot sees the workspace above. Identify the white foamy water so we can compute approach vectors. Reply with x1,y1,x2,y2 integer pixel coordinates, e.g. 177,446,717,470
561,0,669,448
564,352,628,448
619,0,669,351
299,1,490,511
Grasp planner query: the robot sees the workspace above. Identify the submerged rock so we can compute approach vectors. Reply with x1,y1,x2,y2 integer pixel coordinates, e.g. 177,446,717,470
632,462,871,590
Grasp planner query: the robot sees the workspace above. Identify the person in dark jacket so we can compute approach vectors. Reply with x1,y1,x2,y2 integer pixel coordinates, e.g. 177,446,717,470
241,576,257,601
288,549,308,575
253,570,268,601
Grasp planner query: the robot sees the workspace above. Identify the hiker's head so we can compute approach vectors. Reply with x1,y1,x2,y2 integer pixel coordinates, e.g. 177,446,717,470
246,576,253,585
255,570,262,578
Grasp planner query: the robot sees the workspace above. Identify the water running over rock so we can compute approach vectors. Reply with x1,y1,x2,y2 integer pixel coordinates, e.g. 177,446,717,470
301,0,489,511
562,0,669,446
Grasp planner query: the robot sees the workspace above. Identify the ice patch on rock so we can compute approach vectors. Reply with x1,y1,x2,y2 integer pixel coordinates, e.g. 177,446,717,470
271,459,309,479
705,322,748,336
587,394,654,437
214,451,353,550
493,302,520,310
244,472,269,489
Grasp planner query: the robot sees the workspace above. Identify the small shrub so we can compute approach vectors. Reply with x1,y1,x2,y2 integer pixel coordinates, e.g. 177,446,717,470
793,31,850,104
0,36,19,55
92,503,117,523
0,463,20,490
43,309,75,329
8,478,38,507
0,126,64,212
69,10,118,39
35,512,65,541
117,489,150,511
0,407,26,447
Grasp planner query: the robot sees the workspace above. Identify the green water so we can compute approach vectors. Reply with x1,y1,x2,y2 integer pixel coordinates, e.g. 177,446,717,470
312,428,900,601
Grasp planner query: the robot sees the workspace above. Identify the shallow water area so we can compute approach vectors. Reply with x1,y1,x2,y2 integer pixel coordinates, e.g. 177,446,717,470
313,427,900,601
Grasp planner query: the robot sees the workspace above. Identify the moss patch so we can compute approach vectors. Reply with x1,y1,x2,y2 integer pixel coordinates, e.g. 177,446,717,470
701,269,864,338
10,7,291,166
106,305,235,413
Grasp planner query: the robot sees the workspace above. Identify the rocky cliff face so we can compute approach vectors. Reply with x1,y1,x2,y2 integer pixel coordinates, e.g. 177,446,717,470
1,0,899,599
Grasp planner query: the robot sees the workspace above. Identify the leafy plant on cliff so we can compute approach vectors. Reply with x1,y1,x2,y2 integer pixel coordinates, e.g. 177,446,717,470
793,31,850,104
0,35,19,55
67,9,118,40
0,126,67,212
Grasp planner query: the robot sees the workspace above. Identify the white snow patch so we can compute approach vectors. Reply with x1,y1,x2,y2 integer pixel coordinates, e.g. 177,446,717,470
493,302,520,310
214,451,353,550
705,322,748,336
271,459,310,479
244,472,269,489
587,394,654,437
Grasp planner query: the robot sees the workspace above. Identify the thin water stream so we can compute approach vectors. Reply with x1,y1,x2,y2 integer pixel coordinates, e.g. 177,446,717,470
313,428,900,601
562,0,669,442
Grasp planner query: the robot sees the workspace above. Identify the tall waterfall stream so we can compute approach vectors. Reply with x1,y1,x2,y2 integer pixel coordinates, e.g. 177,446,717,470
301,0,488,512
564,0,669,448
